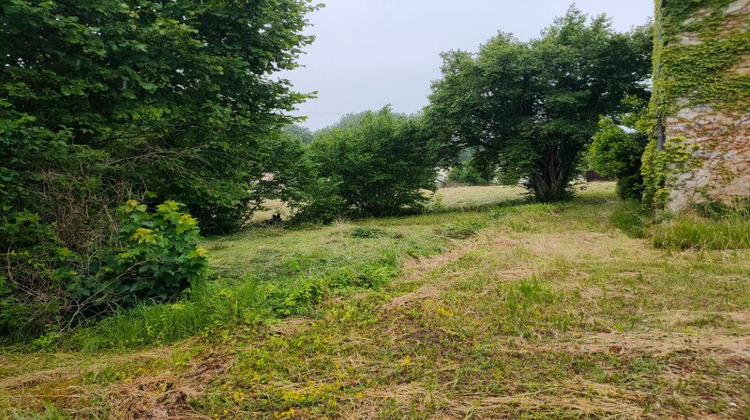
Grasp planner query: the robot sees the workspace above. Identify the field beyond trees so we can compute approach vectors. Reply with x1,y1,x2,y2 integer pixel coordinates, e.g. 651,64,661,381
2,183,749,419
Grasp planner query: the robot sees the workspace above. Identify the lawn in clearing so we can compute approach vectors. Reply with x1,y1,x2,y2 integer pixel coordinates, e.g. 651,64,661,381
1,182,749,419
251,184,528,222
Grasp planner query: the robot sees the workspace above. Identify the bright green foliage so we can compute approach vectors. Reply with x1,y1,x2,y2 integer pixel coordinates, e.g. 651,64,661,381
1,0,316,232
448,161,496,185
0,0,315,340
291,177,348,224
0,198,207,341
307,108,439,219
114,200,207,301
426,7,652,202
589,101,650,200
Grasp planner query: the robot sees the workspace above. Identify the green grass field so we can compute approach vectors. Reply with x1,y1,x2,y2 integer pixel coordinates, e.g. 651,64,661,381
2,183,749,419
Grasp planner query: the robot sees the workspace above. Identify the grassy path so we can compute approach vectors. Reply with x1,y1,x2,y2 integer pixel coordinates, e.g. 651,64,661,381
2,184,749,418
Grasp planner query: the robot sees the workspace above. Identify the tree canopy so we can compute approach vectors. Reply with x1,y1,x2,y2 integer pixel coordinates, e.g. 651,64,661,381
426,7,652,201
0,0,317,337
308,108,438,218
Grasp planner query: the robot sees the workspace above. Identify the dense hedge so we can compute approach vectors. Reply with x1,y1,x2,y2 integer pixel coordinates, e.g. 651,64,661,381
0,0,315,340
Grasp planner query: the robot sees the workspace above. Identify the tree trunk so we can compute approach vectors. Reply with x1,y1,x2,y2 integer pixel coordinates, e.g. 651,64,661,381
528,147,576,202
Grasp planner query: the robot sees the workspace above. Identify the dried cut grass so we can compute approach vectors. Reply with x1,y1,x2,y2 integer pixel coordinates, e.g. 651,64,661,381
109,354,229,420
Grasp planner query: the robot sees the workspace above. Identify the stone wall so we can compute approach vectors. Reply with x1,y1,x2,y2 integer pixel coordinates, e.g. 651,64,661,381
652,0,750,212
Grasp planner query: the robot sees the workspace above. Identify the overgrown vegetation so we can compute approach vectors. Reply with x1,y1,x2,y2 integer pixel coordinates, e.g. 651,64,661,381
589,97,650,200
37,197,479,351
4,184,750,418
2,1,749,417
0,0,316,338
0,199,206,341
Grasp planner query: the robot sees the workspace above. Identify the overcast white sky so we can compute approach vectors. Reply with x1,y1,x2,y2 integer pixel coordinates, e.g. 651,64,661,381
285,0,654,130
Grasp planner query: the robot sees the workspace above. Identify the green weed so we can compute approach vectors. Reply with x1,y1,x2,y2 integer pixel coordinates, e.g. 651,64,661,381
434,219,486,239
610,200,648,238
652,215,750,250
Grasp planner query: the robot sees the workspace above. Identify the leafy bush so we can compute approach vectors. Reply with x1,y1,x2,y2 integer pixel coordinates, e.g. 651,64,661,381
0,199,207,342
113,201,208,301
305,108,439,220
2,1,317,235
589,113,650,200
1,0,316,339
290,177,348,224
448,161,495,185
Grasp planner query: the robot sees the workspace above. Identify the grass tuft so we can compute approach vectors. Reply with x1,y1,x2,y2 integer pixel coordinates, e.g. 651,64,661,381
651,215,750,250
610,200,648,238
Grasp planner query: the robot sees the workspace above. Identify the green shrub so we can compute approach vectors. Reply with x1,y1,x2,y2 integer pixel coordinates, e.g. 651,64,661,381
1,0,315,340
0,198,207,343
290,177,348,224
652,216,750,250
113,200,208,301
306,108,439,219
2,1,317,236
589,114,649,200
448,161,495,185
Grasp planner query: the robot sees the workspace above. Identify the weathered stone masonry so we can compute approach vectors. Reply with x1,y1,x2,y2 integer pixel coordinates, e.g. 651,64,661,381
651,0,750,212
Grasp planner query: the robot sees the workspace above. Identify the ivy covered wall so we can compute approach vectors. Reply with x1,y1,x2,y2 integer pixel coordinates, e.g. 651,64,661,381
643,0,750,211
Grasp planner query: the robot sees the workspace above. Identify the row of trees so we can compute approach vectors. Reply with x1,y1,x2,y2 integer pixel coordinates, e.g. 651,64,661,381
293,8,654,215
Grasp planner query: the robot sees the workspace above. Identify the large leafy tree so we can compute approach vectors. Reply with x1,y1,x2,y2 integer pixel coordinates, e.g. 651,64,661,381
0,0,316,337
1,0,317,232
426,8,652,201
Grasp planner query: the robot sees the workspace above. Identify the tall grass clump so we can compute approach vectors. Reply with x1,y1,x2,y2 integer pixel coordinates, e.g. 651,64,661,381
67,260,400,352
651,215,750,250
63,235,410,352
610,200,648,238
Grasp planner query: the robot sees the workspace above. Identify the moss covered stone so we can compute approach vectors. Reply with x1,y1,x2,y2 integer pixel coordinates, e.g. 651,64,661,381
643,0,750,211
